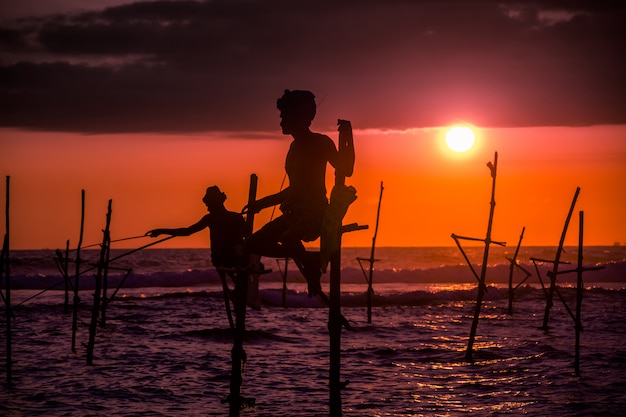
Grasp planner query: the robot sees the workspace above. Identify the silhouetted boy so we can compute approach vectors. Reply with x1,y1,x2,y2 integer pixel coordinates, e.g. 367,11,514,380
245,90,348,296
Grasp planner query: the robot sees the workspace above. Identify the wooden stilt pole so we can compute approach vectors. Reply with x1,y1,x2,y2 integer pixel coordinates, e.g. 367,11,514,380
218,270,235,330
87,199,112,365
574,211,584,376
542,187,580,330
63,241,70,313
465,152,502,362
364,181,383,324
72,190,85,353
329,228,342,416
100,228,112,328
329,119,357,416
280,258,289,308
543,210,602,375
228,173,257,415
4,176,12,384
507,227,526,315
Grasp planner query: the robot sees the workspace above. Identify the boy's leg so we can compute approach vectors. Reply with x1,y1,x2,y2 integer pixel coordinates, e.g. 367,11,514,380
247,213,323,296
245,216,291,258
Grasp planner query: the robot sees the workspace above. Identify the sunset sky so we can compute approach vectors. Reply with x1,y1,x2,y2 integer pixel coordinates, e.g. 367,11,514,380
1,1,625,250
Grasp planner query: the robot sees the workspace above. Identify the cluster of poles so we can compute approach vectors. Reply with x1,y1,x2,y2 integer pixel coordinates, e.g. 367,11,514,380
452,152,604,376
1,148,605,415
1,179,177,383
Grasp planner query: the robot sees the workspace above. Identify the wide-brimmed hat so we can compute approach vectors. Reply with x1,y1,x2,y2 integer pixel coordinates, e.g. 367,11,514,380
204,186,226,202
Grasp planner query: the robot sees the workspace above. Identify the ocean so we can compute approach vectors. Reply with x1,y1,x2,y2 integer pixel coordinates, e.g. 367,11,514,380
1,246,625,416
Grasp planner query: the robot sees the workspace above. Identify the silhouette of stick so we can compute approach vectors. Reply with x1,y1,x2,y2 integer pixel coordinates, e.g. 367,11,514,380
512,263,533,290
507,227,526,315
328,119,357,416
574,212,584,375
218,270,235,330
227,173,257,415
575,211,585,376
530,257,569,299
3,176,12,384
359,181,383,324
106,268,133,304
62,241,70,313
71,190,85,353
87,199,112,365
465,152,503,362
542,187,580,330
100,230,112,328
546,211,603,375
277,258,289,308
0,236,10,315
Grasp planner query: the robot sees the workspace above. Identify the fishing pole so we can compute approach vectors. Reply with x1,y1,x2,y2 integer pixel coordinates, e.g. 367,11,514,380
13,279,66,307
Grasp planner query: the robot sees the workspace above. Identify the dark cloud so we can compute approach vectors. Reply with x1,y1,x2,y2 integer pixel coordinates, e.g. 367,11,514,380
1,0,624,133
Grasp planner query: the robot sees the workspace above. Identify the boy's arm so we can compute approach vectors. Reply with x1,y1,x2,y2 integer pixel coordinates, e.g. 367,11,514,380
328,119,355,177
244,188,289,214
146,215,209,237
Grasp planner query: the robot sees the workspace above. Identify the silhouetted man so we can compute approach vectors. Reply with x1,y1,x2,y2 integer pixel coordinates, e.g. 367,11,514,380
147,186,246,268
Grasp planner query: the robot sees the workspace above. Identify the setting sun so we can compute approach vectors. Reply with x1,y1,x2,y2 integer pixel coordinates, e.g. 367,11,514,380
445,126,475,152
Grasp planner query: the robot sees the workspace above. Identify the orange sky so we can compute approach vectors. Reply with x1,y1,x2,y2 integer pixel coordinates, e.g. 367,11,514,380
1,124,625,250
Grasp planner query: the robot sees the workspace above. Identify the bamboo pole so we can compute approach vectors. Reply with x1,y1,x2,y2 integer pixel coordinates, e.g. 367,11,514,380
63,241,70,313
276,258,289,308
543,211,603,375
218,270,235,330
72,190,85,353
542,187,580,330
87,199,112,365
100,227,112,328
465,152,501,362
4,176,12,384
0,237,7,308
575,211,584,376
366,181,383,324
328,119,357,416
507,227,526,315
228,173,257,415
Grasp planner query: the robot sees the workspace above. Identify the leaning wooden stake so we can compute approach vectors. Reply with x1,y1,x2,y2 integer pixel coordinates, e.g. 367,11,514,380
100,228,112,328
507,227,526,315
71,190,85,353
465,152,504,362
357,181,383,324
87,199,112,365
218,270,235,330
276,258,289,308
63,241,70,313
228,173,257,415
4,176,12,384
542,187,580,330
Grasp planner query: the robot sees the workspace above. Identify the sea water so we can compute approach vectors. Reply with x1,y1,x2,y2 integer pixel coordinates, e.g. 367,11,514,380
1,246,625,416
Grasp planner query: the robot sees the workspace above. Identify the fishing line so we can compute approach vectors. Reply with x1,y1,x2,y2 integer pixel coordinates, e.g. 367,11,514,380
13,236,175,306
81,234,148,250
13,279,65,307
269,173,287,222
